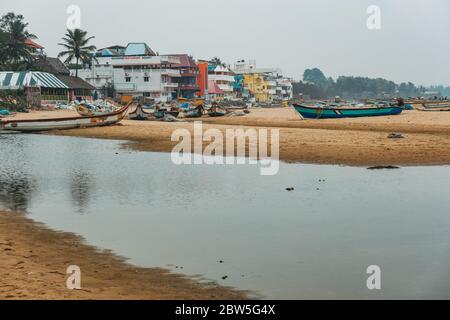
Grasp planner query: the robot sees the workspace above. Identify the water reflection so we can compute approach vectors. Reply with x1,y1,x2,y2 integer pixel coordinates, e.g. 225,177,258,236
69,170,94,214
0,173,35,211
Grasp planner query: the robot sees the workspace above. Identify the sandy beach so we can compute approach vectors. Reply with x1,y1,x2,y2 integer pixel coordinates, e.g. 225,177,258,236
10,106,450,166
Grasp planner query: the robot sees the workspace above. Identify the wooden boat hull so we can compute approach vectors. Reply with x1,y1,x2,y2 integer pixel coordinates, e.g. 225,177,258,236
185,110,202,118
292,104,403,119
154,111,179,119
178,98,205,107
208,111,227,117
422,103,450,109
184,106,204,118
0,103,131,132
128,104,151,121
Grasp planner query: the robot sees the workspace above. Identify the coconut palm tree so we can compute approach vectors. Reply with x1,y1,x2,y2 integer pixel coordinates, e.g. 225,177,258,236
0,12,37,70
210,57,225,67
58,29,96,77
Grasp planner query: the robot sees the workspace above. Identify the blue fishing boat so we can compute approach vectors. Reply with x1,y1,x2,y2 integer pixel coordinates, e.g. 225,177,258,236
184,106,204,118
154,110,180,119
292,104,403,119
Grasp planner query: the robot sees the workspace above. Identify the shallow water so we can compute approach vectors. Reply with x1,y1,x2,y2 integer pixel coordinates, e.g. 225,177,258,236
1,134,450,299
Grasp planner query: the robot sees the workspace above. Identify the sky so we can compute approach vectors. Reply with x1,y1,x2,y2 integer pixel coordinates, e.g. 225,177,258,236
1,0,449,86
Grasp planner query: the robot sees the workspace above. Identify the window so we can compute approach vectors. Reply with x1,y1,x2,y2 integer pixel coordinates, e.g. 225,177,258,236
125,77,131,82
144,77,149,82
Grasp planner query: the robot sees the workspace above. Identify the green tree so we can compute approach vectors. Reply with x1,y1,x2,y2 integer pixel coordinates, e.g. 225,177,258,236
210,57,226,67
58,28,96,77
303,68,328,87
0,12,37,70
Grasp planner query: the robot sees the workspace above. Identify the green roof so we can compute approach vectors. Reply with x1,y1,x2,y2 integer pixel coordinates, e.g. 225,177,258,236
0,71,69,89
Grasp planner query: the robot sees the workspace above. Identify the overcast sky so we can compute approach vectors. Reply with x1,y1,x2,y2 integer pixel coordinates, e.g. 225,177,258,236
1,0,449,85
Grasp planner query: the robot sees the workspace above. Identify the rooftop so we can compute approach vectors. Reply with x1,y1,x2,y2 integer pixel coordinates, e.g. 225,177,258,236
24,38,44,49
124,43,156,56
0,71,68,89
207,80,224,95
33,57,70,75
168,54,198,69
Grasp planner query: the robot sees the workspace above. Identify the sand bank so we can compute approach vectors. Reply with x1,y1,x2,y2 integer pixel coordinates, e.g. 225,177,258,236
11,107,450,166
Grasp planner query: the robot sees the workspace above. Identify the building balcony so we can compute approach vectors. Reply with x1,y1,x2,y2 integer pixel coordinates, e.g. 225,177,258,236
217,84,234,92
161,69,181,77
178,84,200,91
162,82,179,88
209,74,235,83
180,70,197,77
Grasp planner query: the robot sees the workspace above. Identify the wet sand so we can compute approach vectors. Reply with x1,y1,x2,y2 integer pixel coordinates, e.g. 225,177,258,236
12,106,450,166
0,210,247,300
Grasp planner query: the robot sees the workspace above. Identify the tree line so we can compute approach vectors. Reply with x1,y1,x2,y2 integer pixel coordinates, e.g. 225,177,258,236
293,68,450,99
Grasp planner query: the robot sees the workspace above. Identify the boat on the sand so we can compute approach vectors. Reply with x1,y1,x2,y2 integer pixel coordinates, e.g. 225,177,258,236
178,97,205,107
422,102,450,109
207,106,227,117
184,106,204,118
292,104,403,119
154,110,180,119
0,102,132,132
128,104,152,120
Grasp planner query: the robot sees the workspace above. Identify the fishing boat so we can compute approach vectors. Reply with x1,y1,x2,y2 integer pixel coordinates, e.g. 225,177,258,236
420,103,450,112
184,106,204,118
292,104,403,119
0,102,132,132
178,97,205,107
422,102,450,109
128,104,151,120
207,106,227,117
154,110,180,119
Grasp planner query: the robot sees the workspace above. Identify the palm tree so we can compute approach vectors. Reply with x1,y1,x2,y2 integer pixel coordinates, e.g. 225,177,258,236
0,13,37,70
210,57,225,67
58,29,96,77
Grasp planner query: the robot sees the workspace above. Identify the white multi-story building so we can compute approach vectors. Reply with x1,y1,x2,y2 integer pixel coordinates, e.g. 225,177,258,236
276,77,293,100
208,65,235,96
73,43,181,102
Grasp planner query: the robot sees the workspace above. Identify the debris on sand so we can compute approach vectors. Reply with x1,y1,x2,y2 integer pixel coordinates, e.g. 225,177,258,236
388,133,404,139
367,165,400,170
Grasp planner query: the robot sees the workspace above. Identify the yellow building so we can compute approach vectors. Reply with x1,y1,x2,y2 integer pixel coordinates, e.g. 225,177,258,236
243,73,269,102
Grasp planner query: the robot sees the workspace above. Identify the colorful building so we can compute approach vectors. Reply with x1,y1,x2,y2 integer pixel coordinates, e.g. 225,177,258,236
243,73,269,102
208,65,235,97
207,80,225,100
196,60,209,97
233,59,293,102
74,43,181,102
168,54,200,99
